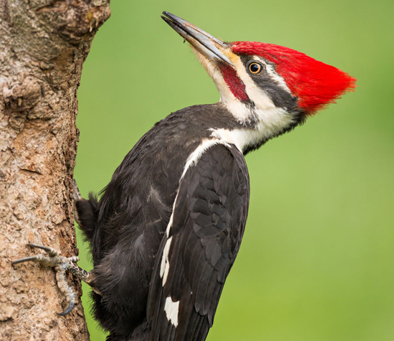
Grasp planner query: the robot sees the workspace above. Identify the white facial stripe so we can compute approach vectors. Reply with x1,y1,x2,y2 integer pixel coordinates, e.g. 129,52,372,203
218,55,296,139
255,107,295,135
264,63,292,94
210,107,295,153
249,56,292,94
194,47,290,125
164,297,180,327
232,56,278,111
192,46,297,148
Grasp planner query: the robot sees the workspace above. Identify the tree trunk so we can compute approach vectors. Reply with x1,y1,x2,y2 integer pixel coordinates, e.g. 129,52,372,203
0,1,110,340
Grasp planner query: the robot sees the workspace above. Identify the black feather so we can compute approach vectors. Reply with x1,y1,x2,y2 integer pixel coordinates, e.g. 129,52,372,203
146,143,250,340
77,104,253,340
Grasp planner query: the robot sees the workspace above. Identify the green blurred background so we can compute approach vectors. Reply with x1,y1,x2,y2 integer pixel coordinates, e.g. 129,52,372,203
75,1,394,340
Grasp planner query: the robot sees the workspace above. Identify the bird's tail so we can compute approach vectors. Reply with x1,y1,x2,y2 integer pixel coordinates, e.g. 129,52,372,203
75,192,99,243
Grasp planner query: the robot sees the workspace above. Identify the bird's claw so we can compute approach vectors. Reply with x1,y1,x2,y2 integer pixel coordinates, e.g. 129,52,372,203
12,244,80,316
12,243,60,261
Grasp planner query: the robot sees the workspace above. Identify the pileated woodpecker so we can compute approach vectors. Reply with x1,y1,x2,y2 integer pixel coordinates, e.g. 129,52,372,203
13,11,356,341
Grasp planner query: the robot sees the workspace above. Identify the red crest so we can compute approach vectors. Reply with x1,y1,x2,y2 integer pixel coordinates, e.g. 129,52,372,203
232,41,356,114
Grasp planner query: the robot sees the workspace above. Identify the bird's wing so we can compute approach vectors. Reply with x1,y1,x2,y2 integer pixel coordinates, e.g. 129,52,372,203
147,143,250,341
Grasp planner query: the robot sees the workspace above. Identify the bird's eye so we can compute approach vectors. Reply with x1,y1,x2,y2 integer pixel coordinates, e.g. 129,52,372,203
248,62,263,74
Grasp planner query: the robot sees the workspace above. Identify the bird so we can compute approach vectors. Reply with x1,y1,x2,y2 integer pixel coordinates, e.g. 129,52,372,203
12,11,356,341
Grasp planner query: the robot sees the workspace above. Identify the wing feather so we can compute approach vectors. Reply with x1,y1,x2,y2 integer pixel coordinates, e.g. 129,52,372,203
147,143,249,340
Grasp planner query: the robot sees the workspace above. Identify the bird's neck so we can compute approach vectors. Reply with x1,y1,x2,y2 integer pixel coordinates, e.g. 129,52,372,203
208,102,301,154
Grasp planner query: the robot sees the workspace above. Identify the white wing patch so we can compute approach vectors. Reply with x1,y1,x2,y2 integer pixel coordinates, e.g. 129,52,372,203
164,296,180,327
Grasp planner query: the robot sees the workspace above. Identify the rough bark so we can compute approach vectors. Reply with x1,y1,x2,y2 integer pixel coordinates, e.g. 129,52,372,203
0,1,110,340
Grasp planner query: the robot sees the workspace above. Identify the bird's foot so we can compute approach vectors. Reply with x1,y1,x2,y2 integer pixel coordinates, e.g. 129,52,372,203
12,243,96,316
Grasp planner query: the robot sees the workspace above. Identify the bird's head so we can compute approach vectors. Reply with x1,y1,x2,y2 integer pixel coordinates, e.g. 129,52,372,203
162,12,356,151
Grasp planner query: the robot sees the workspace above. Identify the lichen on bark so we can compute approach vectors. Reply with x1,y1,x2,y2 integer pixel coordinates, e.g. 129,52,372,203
0,1,110,340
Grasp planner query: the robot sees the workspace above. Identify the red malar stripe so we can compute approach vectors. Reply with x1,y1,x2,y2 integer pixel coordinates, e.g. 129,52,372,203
219,63,249,102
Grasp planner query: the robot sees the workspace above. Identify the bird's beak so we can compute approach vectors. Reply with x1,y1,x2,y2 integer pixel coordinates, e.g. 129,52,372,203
162,12,234,67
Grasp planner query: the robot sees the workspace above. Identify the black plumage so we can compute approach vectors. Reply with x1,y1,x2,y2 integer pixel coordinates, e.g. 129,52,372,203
147,144,249,340
76,104,251,340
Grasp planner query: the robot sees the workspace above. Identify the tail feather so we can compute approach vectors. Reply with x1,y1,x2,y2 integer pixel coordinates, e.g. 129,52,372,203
76,192,99,243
